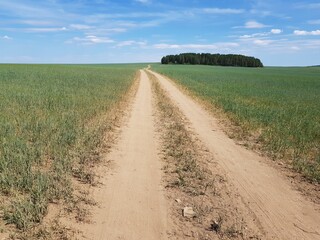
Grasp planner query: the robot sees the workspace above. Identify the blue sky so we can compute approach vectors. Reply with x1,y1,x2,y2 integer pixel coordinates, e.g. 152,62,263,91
0,0,319,66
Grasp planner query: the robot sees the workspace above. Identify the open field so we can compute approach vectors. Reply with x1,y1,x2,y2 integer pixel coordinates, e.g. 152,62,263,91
151,64,320,182
148,69,320,239
150,71,263,239
0,64,141,233
1,64,319,239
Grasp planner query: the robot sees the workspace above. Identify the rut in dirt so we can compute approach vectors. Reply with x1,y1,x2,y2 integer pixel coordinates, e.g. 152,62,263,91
80,70,167,240
78,68,320,240
148,69,320,240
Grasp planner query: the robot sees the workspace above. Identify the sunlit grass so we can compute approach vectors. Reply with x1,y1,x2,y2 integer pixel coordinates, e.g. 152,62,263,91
152,64,320,182
0,64,142,229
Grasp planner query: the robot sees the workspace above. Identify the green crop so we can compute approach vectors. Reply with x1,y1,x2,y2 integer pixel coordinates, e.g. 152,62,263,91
0,64,142,230
152,64,320,183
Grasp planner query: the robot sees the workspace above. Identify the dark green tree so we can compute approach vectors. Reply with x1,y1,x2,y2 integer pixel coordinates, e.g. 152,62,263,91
161,53,263,67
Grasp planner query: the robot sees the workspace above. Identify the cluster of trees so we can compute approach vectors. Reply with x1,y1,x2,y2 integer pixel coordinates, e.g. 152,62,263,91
161,53,263,67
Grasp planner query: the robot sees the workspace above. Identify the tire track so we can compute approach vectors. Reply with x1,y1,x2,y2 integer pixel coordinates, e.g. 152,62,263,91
148,69,320,240
80,70,168,239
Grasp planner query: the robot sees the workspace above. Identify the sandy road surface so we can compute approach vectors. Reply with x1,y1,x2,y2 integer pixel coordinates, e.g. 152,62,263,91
148,69,320,240
81,70,167,239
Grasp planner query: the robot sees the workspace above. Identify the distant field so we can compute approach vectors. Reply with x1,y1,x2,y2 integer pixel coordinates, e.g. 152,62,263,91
0,64,141,230
151,64,320,182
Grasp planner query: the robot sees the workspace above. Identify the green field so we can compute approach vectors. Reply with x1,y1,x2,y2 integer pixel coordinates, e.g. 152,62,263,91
151,64,320,182
0,64,141,230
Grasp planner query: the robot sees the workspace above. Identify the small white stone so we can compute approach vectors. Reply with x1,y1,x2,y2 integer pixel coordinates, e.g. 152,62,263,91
183,207,196,218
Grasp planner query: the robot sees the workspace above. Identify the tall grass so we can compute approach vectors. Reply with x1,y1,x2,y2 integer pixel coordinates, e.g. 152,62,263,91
152,64,320,182
0,64,141,230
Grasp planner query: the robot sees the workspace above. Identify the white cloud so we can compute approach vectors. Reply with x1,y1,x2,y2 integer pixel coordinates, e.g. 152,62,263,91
135,0,150,4
308,19,320,25
239,35,252,39
308,3,320,8
69,24,93,30
296,3,320,9
106,28,127,33
302,40,320,48
245,21,269,29
271,29,282,34
294,30,320,36
250,9,272,17
239,29,281,39
25,27,67,32
1,35,12,40
290,46,300,50
0,1,59,19
153,44,180,49
253,39,273,46
234,21,270,29
202,8,244,14
84,28,127,37
72,35,114,44
153,42,239,50
19,20,57,26
116,40,147,47
117,41,135,47
240,33,268,39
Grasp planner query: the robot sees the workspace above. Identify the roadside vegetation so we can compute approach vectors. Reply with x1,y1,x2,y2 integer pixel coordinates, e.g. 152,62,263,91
149,71,261,239
0,64,141,236
151,64,320,183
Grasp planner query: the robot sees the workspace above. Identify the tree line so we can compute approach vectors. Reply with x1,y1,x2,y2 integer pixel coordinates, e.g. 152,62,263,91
161,53,263,67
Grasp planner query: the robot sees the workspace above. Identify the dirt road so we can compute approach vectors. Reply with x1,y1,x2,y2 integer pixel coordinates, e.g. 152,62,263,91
78,69,320,240
81,70,167,239
148,69,320,240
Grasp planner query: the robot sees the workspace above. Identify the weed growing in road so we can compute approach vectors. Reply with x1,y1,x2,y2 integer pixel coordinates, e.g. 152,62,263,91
152,64,320,183
150,73,211,196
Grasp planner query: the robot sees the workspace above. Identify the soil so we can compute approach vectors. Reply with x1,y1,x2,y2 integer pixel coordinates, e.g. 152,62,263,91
148,69,320,240
8,68,317,239
73,70,168,239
